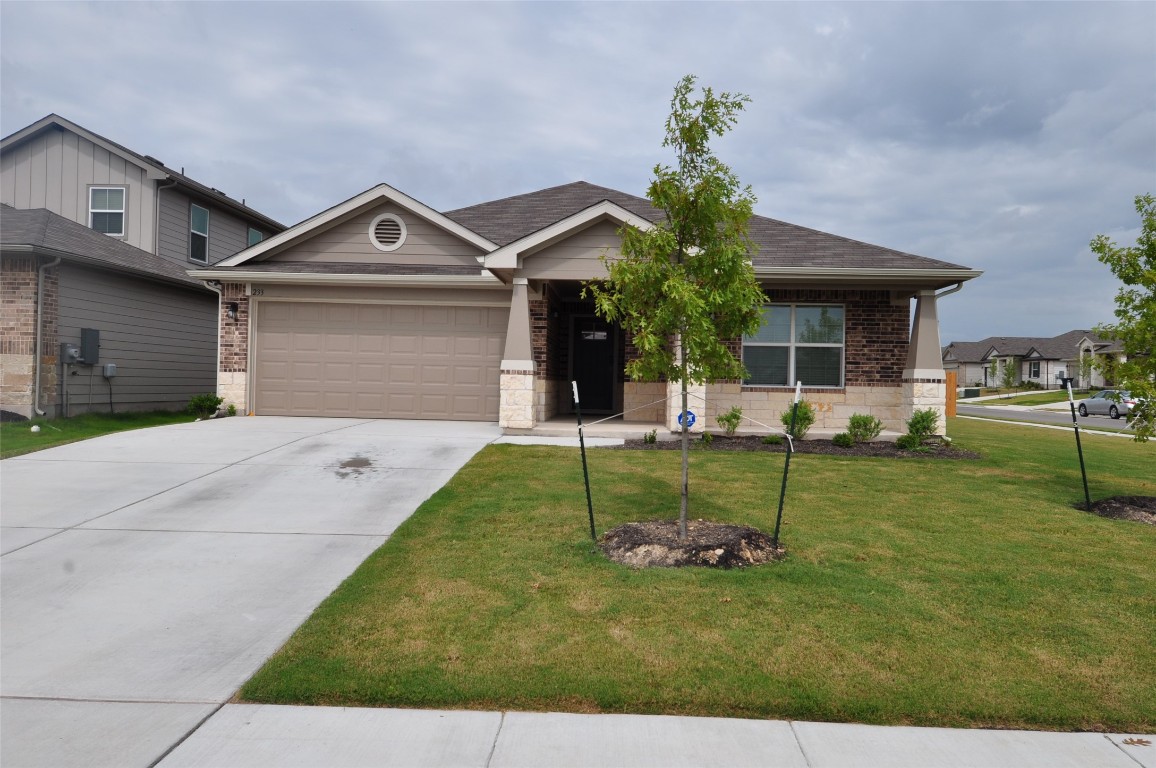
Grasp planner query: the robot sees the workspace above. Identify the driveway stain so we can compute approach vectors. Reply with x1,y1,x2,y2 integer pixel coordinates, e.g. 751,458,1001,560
335,456,373,479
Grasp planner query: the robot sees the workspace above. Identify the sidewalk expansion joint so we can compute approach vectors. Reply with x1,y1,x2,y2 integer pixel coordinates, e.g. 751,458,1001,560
789,721,816,768
485,711,506,768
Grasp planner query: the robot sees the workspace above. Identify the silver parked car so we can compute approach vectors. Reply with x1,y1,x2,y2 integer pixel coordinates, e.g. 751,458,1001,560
1078,390,1139,419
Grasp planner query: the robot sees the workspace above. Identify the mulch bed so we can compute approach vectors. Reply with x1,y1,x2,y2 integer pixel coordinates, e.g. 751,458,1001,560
599,520,786,569
616,434,981,459
1081,496,1156,526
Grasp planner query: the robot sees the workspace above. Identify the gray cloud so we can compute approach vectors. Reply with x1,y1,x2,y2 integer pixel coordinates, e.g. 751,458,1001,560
2,1,1153,344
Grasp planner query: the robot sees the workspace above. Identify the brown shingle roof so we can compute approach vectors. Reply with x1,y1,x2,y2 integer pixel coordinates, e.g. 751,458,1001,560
0,204,204,288
943,330,1119,363
446,180,971,272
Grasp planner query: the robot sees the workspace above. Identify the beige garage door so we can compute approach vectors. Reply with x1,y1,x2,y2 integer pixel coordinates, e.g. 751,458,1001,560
254,302,507,420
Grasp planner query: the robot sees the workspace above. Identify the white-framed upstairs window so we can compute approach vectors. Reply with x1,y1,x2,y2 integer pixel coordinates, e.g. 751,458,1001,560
247,227,263,247
89,186,126,236
742,304,845,388
189,204,210,263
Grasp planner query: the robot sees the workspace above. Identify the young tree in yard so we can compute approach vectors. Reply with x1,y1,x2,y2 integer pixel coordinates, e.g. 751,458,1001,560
1000,358,1017,393
586,75,764,539
1092,194,1156,441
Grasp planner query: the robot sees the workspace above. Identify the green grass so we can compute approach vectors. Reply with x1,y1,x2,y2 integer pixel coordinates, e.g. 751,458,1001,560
0,410,195,459
240,418,1155,731
974,391,1084,407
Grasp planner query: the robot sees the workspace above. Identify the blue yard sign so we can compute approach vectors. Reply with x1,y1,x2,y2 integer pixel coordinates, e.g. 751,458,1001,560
678,410,697,428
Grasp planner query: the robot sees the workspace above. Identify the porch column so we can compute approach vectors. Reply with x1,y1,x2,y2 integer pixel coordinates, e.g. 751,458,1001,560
499,278,535,429
663,334,706,433
902,290,947,435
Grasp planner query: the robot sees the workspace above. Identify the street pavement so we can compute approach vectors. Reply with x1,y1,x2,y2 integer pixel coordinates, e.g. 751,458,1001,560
2,417,1152,768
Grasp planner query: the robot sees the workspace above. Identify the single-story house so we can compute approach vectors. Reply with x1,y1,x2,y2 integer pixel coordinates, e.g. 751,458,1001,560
189,182,981,435
943,330,1124,390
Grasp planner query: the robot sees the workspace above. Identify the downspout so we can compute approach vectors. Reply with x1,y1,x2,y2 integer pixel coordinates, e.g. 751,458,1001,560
154,177,178,255
935,282,964,300
33,255,62,416
203,280,223,405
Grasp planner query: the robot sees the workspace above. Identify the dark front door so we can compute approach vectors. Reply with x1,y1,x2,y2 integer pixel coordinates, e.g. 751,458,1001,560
571,315,617,413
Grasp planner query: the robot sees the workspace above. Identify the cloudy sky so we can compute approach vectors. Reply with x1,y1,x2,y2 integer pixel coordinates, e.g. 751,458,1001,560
2,1,1153,344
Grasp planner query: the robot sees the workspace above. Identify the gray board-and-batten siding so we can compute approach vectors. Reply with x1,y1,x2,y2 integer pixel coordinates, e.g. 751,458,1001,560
56,263,217,415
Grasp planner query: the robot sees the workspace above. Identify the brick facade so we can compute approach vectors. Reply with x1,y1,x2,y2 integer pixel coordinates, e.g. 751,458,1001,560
1,256,58,417
219,283,250,373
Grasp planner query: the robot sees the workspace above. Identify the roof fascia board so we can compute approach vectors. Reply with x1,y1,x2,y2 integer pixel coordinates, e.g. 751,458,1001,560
217,184,498,267
186,268,507,288
485,201,655,269
754,267,983,280
2,115,167,180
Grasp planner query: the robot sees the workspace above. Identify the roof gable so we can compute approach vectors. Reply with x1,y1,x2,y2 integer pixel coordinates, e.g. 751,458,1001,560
484,200,654,270
2,114,284,231
218,184,497,267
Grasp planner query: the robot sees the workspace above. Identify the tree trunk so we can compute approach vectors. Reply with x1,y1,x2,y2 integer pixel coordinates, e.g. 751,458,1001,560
679,345,689,541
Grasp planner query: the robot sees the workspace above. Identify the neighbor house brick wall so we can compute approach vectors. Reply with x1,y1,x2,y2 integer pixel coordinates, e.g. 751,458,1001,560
1,256,58,417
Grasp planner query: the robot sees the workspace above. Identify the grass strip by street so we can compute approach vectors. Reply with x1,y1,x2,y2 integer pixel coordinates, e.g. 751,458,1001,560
966,391,1082,407
240,418,1155,732
0,410,195,459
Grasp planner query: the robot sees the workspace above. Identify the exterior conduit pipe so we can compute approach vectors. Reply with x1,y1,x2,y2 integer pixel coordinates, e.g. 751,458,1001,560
33,255,62,416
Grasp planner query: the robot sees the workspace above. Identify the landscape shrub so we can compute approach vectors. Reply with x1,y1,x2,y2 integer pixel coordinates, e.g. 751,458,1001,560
187,393,224,419
716,405,743,436
896,433,923,450
847,413,884,443
780,400,816,440
761,434,783,445
906,408,939,438
832,432,854,448
643,429,657,444
700,431,714,447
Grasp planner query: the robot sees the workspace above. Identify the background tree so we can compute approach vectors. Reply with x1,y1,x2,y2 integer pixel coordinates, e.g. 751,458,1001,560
1091,194,1156,441
587,75,764,539
1078,351,1094,390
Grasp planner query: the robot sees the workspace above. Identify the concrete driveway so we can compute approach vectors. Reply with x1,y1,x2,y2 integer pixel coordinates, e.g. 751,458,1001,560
0,416,499,768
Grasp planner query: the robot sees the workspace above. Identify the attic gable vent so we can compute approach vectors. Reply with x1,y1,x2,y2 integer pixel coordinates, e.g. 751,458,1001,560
369,213,407,252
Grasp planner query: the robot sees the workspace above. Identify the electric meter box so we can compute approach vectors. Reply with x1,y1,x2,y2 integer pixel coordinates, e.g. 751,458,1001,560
60,343,81,364
79,328,100,365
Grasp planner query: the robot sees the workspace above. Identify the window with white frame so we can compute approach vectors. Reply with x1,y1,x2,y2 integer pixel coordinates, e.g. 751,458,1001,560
89,187,126,236
189,204,209,263
1028,360,1040,379
742,304,845,387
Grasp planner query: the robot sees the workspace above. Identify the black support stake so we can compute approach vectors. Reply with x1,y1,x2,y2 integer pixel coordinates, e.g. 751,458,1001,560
1064,380,1093,512
573,381,597,543
772,382,802,550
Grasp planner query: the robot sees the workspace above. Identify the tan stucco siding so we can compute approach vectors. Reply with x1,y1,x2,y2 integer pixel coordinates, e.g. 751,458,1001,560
518,220,620,280
1,128,155,252
265,203,485,267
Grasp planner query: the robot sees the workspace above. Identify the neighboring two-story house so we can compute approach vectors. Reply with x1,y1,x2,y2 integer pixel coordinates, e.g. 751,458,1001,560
1,115,284,419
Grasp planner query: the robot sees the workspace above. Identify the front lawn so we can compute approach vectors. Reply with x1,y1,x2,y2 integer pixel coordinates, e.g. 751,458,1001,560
0,410,194,459
972,391,1079,407
240,418,1155,732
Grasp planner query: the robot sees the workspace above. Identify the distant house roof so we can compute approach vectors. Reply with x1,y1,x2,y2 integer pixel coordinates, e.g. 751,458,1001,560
0,204,205,289
1,114,285,232
446,180,974,273
943,330,1121,363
